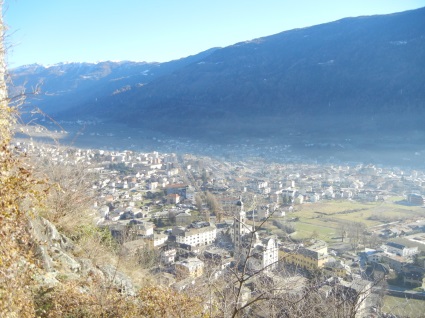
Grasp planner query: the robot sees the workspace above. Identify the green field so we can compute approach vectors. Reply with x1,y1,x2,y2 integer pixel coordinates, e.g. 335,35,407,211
272,199,425,242
382,295,425,318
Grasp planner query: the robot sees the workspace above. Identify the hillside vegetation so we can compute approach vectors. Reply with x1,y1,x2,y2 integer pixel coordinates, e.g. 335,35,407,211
0,7,204,317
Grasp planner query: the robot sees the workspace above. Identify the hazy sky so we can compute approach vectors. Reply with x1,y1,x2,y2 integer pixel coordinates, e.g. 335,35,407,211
4,0,425,67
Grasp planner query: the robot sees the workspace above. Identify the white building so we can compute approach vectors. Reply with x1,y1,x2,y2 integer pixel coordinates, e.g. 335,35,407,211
161,249,177,264
233,199,278,273
382,242,418,258
246,236,279,272
172,222,217,247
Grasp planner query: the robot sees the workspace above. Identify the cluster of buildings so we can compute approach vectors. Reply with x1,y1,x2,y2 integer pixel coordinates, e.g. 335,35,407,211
12,140,425,316
364,241,424,288
13,141,425,220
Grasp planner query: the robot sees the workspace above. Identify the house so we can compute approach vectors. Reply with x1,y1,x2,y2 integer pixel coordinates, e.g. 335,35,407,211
269,191,282,204
160,248,176,265
167,193,180,204
306,191,321,202
295,194,304,204
172,277,196,291
381,253,411,273
401,264,425,288
152,233,168,248
154,272,176,287
175,257,204,279
98,205,110,218
219,196,240,214
175,211,192,226
323,260,350,278
334,279,372,318
204,248,232,269
407,193,424,205
282,189,296,201
128,220,154,237
133,231,168,249
283,240,329,271
186,186,195,201
203,248,233,279
122,239,148,256
167,168,179,177
165,183,188,199
382,242,418,258
365,250,384,263
172,222,217,247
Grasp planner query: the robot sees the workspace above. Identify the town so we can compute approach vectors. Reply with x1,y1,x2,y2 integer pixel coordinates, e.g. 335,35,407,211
15,139,425,317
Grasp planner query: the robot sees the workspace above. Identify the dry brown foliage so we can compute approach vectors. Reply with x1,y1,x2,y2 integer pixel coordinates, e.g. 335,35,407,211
0,3,43,315
34,282,206,318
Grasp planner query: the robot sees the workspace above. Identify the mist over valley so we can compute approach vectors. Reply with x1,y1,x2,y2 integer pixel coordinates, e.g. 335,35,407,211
11,7,425,168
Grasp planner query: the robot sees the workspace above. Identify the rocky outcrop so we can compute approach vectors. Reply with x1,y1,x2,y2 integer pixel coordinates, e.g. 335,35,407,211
30,216,135,295
30,217,76,272
99,264,135,296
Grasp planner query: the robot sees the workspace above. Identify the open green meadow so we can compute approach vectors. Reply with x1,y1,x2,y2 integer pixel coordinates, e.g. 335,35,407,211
271,198,425,242
382,295,425,318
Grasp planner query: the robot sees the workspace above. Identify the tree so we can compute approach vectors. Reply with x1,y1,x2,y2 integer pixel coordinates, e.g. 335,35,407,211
195,193,203,212
201,168,209,183
347,222,366,253
168,210,176,225
193,202,386,318
338,223,347,242
205,191,221,215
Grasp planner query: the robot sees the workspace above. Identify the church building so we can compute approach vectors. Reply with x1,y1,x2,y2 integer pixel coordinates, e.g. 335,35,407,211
232,199,279,273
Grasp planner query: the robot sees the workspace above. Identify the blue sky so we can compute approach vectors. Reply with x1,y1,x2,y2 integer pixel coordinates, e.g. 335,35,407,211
4,0,425,67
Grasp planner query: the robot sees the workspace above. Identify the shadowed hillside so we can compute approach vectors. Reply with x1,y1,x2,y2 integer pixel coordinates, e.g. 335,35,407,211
76,7,425,140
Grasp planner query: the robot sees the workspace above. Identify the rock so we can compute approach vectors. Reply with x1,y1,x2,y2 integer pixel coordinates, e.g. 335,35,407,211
34,271,59,288
59,232,75,251
30,216,74,251
51,247,81,273
30,216,78,272
41,218,74,251
34,245,55,272
99,265,135,296
29,216,136,296
78,258,104,279
41,218,62,248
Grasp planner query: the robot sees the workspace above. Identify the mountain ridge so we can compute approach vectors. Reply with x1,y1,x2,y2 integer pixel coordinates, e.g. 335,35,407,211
80,7,425,139
10,7,425,143
10,48,219,116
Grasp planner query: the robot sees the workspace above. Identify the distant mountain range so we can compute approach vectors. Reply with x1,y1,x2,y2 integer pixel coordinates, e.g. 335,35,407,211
10,7,425,143
10,48,218,116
